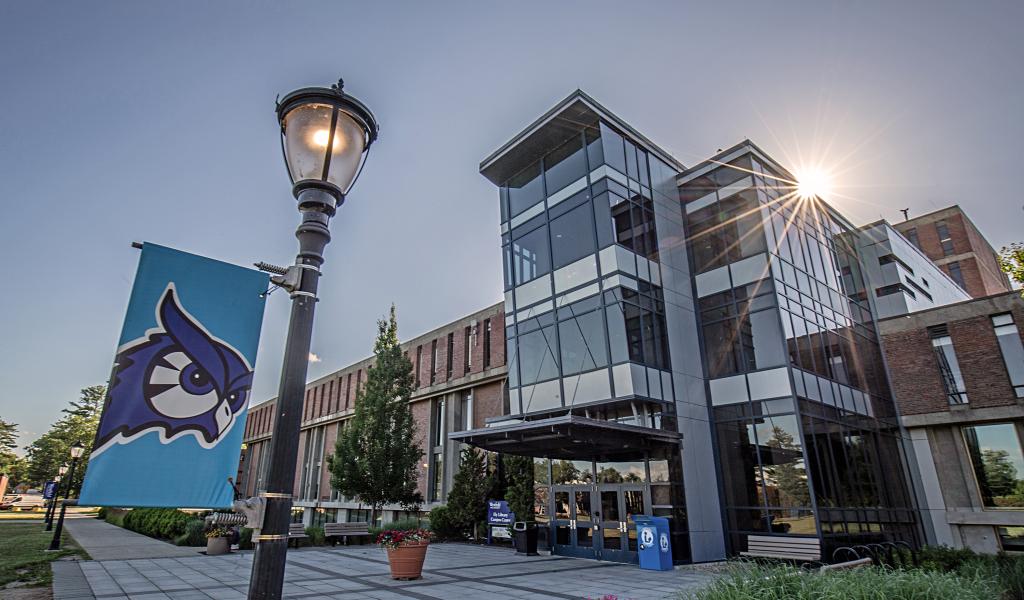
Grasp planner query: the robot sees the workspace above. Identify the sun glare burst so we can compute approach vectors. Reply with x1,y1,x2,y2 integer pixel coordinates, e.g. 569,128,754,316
795,167,833,200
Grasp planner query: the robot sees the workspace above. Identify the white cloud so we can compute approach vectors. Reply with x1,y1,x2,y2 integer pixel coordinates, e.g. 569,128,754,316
308,352,322,363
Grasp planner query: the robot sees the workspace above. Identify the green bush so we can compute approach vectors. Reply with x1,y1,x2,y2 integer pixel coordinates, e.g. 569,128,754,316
687,563,999,600
173,519,207,547
120,508,193,540
238,528,253,550
368,517,423,538
97,507,107,520
913,546,1024,600
305,526,325,546
428,505,460,540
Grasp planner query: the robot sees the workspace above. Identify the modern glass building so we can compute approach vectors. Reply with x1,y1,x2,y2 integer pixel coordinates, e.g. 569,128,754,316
453,90,921,563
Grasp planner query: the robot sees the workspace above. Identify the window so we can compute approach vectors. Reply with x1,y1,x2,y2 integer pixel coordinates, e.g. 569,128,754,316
434,399,446,447
876,283,916,299
414,347,421,387
936,221,954,256
544,134,586,195
505,161,543,218
611,197,659,261
558,310,609,375
963,423,1024,509
992,314,1024,398
517,325,559,384
904,227,920,249
684,188,766,273
929,325,968,404
446,333,454,380
947,261,967,291
483,319,492,369
459,391,473,431
432,453,444,501
463,326,471,374
550,201,596,268
507,225,551,286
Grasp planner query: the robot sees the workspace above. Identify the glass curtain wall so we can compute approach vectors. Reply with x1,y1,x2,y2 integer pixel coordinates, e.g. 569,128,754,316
500,121,674,419
682,151,918,555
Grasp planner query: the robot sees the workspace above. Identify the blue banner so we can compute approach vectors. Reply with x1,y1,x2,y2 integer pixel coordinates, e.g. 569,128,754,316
43,481,57,499
79,243,268,508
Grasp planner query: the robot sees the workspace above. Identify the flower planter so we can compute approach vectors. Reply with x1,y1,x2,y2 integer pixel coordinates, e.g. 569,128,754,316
206,536,230,556
385,541,429,580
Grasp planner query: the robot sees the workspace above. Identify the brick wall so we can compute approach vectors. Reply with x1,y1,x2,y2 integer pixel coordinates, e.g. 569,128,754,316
881,294,1024,416
472,381,505,429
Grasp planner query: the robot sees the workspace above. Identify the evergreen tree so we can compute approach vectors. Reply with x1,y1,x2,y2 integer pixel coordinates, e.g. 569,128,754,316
25,386,104,492
328,306,421,524
445,446,489,539
504,454,534,523
981,448,1019,498
0,419,27,487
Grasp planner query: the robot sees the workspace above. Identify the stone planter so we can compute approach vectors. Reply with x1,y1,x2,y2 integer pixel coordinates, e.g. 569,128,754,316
384,541,429,580
206,536,230,556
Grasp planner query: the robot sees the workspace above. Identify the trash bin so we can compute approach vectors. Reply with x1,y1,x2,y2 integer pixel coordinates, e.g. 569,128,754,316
513,521,539,556
633,515,672,571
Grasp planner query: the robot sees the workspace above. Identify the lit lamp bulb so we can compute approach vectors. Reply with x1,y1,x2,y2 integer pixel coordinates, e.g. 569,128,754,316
312,129,330,148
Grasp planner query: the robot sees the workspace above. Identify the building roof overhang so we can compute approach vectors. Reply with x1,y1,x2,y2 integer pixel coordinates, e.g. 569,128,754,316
448,414,681,461
479,89,685,186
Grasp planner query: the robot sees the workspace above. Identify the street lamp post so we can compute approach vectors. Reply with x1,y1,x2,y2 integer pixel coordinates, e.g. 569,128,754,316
246,79,378,600
47,442,84,548
44,465,68,528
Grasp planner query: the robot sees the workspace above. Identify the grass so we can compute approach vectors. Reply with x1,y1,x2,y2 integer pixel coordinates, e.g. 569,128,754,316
684,562,1001,600
0,508,99,521
0,522,90,588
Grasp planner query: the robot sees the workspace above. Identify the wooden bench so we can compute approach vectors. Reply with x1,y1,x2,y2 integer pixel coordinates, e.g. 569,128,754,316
288,523,309,548
740,535,821,562
324,522,371,546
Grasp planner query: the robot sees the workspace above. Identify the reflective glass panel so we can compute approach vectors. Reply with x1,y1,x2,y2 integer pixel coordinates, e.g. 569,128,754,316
558,310,609,376
517,326,559,385
507,161,543,217
550,202,596,269
511,225,551,286
552,459,594,484
964,423,1024,508
596,461,646,483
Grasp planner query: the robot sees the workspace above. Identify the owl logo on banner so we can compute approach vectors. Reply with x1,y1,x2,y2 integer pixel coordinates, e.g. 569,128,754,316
92,283,254,457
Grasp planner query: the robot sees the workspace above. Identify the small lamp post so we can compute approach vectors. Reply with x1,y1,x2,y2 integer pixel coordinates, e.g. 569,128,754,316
44,465,69,527
246,79,378,600
47,442,85,548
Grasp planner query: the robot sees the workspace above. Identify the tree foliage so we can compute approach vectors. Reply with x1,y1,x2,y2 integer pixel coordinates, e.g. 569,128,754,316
504,454,535,523
999,242,1024,295
328,306,421,523
24,386,105,493
0,419,29,488
444,446,489,539
981,448,1019,498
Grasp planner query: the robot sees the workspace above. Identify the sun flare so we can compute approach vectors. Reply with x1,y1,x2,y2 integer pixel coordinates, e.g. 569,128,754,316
795,168,833,200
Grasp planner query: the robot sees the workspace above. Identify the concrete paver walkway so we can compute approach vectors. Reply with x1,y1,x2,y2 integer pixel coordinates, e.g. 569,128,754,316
63,517,201,560
53,542,717,599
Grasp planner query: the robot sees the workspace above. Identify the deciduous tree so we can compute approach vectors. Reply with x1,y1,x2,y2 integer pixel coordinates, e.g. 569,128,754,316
328,307,421,524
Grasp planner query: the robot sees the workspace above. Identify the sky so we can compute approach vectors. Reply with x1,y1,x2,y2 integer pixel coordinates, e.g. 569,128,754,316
1,1,1021,450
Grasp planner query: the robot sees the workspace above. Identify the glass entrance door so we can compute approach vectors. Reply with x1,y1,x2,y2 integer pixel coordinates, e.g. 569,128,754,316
551,483,650,563
595,484,648,563
551,485,598,559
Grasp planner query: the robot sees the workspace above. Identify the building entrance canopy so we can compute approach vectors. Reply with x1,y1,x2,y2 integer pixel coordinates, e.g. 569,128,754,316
449,414,681,460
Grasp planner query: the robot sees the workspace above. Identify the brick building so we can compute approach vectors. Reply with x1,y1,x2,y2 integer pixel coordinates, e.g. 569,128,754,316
879,291,1024,552
892,205,1011,298
239,303,507,526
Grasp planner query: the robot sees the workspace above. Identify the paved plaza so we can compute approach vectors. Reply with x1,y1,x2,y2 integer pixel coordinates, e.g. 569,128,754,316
53,540,717,600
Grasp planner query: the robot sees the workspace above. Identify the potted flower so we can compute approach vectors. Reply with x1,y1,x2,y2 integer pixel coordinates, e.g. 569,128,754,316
206,526,231,556
377,528,432,580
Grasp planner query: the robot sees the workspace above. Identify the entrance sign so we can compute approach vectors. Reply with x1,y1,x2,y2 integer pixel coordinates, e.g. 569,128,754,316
43,481,57,499
79,243,268,508
487,499,514,526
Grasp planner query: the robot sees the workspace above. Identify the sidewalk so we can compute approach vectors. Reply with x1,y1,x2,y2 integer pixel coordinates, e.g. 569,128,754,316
63,517,201,560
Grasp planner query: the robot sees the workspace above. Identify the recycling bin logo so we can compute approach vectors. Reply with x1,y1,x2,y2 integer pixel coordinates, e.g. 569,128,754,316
640,527,655,548
659,532,669,553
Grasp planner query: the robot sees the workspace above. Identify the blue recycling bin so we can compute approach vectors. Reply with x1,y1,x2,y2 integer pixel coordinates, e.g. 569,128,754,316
633,515,672,571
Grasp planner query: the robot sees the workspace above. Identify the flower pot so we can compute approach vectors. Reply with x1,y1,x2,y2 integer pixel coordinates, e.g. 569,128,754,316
385,540,429,580
206,536,230,556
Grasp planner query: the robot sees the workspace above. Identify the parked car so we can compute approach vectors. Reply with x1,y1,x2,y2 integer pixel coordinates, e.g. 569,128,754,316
0,493,45,510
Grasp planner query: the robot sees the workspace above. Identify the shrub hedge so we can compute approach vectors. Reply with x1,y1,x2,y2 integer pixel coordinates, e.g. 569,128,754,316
119,508,193,540
173,519,207,547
